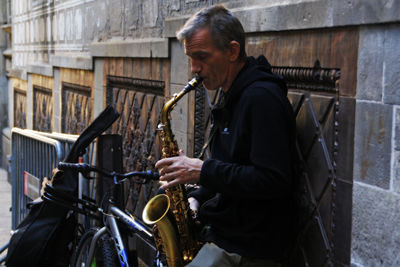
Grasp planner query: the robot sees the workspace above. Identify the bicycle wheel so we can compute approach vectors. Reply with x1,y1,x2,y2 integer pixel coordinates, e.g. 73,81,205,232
71,227,119,267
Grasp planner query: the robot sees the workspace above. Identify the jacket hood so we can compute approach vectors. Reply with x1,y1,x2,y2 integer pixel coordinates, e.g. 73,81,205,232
224,55,287,108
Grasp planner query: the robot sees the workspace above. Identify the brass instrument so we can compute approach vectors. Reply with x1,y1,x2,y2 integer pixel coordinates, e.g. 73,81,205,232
142,77,203,267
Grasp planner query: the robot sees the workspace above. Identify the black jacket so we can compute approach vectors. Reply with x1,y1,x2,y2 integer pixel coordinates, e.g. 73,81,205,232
189,55,296,260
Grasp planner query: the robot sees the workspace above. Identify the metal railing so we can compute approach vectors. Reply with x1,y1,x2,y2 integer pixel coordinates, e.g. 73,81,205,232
26,130,97,229
29,130,97,225
10,128,64,229
10,128,97,229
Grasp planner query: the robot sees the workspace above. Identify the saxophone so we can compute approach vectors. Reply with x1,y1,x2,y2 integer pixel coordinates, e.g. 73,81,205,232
142,77,203,267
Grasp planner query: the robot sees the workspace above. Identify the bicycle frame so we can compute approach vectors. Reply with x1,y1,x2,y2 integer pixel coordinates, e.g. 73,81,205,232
85,205,154,267
56,162,161,267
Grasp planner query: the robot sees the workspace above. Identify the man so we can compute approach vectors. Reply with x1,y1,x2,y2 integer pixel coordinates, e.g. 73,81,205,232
156,5,296,267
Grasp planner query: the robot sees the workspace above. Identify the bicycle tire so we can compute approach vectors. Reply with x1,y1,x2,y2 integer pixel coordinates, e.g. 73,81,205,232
71,227,119,267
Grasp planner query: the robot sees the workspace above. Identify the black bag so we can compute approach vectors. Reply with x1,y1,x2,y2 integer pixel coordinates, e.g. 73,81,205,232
5,105,119,267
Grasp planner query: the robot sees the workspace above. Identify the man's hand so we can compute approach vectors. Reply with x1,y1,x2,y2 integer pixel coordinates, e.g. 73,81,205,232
155,151,203,189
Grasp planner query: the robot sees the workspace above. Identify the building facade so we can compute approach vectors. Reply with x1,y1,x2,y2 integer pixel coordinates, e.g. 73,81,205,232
1,0,399,266
0,0,11,168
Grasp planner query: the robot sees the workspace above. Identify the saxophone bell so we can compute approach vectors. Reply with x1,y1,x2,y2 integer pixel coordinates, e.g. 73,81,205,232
142,194,183,266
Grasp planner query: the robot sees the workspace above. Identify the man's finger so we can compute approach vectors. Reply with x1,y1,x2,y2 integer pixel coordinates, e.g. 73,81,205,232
159,169,183,182
155,157,177,168
161,178,180,189
159,164,180,177
159,167,167,176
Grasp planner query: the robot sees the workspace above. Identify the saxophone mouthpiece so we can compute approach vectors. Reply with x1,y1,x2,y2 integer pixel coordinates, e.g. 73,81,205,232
184,76,203,92
194,75,203,83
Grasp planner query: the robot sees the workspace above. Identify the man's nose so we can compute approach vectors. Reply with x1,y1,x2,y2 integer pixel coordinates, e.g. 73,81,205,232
190,59,201,74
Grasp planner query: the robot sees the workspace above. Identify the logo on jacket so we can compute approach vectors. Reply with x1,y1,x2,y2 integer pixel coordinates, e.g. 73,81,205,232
222,127,230,135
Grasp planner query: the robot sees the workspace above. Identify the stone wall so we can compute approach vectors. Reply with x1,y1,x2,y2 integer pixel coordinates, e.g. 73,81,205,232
351,24,400,266
3,0,400,266
0,0,10,168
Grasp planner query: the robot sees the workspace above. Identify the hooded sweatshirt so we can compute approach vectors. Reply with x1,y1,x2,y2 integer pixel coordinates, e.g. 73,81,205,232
189,55,296,261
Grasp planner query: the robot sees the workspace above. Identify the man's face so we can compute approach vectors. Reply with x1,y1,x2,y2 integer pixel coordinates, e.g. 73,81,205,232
184,27,232,91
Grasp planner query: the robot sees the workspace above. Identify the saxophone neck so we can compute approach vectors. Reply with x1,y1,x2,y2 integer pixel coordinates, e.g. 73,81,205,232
163,76,202,117
159,77,203,135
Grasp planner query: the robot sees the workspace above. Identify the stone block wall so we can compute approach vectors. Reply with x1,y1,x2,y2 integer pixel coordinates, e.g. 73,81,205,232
352,24,400,266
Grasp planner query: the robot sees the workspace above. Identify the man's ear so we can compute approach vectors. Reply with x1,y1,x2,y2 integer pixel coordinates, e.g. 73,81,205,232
229,41,241,62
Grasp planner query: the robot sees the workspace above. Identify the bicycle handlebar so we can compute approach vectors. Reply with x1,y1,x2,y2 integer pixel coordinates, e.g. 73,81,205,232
57,162,160,181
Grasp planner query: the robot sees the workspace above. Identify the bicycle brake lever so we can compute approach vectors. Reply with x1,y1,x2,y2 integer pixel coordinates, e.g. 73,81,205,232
146,170,160,180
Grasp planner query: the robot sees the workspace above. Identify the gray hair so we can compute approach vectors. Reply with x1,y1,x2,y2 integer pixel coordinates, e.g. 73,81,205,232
176,5,247,61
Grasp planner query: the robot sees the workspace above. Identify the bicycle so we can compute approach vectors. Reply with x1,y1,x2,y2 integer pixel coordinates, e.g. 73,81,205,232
54,162,164,267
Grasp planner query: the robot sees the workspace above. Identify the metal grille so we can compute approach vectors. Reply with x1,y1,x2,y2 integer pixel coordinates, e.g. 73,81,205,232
193,88,221,158
194,61,345,266
106,75,164,217
33,85,53,132
13,88,27,128
62,82,92,134
271,60,340,92
194,87,206,157
283,64,340,266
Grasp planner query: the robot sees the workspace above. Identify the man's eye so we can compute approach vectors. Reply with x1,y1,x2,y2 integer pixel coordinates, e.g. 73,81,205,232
196,54,207,60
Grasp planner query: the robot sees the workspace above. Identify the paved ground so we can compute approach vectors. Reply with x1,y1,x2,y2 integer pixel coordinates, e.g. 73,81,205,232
0,168,11,260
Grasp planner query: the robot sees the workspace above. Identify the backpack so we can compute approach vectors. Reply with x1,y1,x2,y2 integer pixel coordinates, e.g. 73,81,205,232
5,105,119,267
